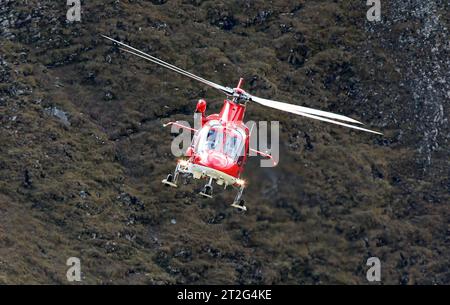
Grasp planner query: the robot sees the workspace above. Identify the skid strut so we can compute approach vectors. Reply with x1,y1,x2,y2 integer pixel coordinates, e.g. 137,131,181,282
199,177,214,198
162,164,180,187
231,186,247,211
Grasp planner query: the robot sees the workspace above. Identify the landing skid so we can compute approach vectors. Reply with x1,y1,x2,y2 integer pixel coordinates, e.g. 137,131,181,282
231,186,247,211
231,200,247,211
162,161,247,211
162,178,178,188
199,191,213,198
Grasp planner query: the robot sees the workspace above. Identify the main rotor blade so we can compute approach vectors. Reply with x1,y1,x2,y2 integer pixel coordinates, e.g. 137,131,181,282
252,97,383,135
250,96,363,125
119,47,228,93
102,35,234,95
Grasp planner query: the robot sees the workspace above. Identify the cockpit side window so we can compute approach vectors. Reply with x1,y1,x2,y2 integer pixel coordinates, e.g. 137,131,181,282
224,130,244,160
206,129,218,149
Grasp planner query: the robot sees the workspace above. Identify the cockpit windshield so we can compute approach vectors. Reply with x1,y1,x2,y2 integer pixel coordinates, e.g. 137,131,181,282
195,121,245,161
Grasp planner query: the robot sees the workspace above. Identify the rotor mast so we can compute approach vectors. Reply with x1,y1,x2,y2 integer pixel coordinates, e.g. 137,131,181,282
232,78,249,105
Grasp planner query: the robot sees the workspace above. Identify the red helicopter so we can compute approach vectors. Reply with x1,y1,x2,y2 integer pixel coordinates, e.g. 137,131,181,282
103,35,382,211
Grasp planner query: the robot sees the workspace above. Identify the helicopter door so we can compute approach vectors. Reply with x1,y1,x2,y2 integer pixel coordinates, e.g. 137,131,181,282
223,128,245,162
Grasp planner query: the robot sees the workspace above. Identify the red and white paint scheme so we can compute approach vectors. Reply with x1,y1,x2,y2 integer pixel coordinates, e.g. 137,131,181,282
103,35,382,211
162,80,266,211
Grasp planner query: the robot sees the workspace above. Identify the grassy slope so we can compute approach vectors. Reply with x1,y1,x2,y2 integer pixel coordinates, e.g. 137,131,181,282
0,0,448,284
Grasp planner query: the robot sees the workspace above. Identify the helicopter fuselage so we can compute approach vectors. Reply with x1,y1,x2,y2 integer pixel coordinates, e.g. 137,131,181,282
183,99,249,186
103,35,382,211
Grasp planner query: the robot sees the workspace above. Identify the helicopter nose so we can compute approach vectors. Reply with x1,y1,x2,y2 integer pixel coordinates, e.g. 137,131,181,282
207,151,230,169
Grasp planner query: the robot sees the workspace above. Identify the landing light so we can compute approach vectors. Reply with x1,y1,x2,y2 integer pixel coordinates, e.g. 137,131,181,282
178,159,190,167
236,179,245,186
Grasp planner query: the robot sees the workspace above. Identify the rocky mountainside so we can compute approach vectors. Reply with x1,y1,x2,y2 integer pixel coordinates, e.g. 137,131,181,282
0,0,448,284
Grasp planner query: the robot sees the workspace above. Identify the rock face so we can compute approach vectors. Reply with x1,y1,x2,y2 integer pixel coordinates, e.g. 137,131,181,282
0,1,448,284
364,0,449,171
